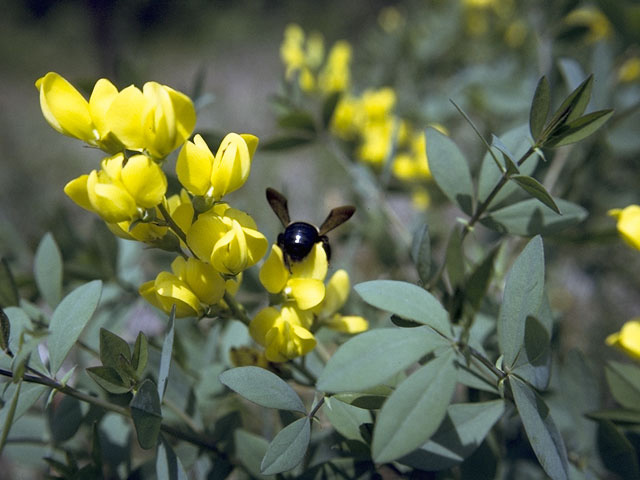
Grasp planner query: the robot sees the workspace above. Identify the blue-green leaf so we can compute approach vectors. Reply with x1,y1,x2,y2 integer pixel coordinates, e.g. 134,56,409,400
131,378,162,450
480,198,587,236
323,397,372,442
157,307,175,401
234,429,273,479
411,224,431,285
372,350,457,463
498,236,545,368
48,280,102,376
605,361,640,411
219,366,306,413
425,127,474,215
530,77,550,141
261,417,310,475
596,420,640,480
400,400,506,470
355,280,451,335
510,175,560,214
545,109,614,147
510,376,568,480
34,233,63,309
316,327,450,393
0,379,21,455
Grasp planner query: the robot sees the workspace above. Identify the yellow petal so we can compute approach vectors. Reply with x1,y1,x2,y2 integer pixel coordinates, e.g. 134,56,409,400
210,133,252,200
187,213,222,262
165,85,196,151
250,307,281,346
322,269,350,314
106,84,150,151
183,257,226,305
325,314,369,333
241,134,259,159
290,242,328,280
607,320,640,360
259,245,289,293
154,271,203,318
614,205,640,251
87,170,137,223
89,78,119,137
120,154,167,208
64,175,94,213
176,135,214,196
288,278,325,310
36,72,95,142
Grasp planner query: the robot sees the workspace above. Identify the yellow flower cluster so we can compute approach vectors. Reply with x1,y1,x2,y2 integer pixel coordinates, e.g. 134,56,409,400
280,24,351,94
250,244,367,362
609,205,640,251
37,72,267,318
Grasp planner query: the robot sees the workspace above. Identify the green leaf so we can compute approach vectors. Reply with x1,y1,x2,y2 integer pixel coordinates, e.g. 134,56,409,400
157,436,188,480
235,429,273,479
464,247,498,312
48,394,83,443
0,379,21,456
278,110,316,133
130,378,162,450
545,109,614,147
588,408,640,423
445,229,465,289
544,75,593,137
510,376,568,480
400,400,506,470
481,198,587,236
510,175,560,214
0,307,10,352
219,366,306,413
511,304,552,389
372,350,458,463
132,331,148,378
322,91,342,128
0,258,19,307
158,308,175,401
605,361,640,411
355,280,451,335
425,127,474,215
48,280,102,376
34,233,63,309
498,236,545,368
99,328,131,370
596,420,640,480
477,125,539,207
261,417,311,475
324,397,372,441
316,327,450,393
530,77,551,141
411,223,431,285
260,136,313,151
86,366,131,394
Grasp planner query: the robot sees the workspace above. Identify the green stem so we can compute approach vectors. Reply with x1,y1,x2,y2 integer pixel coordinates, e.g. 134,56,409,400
223,291,251,326
308,395,325,418
464,345,506,381
157,202,198,258
461,146,537,241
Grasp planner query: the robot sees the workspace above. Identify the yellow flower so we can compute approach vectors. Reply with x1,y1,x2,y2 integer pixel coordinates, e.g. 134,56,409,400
565,7,612,43
250,303,316,362
176,133,259,199
609,205,640,251
187,204,268,275
313,270,368,334
259,244,328,310
392,129,431,181
36,72,124,153
619,57,640,84
606,319,640,360
318,41,352,93
281,24,306,79
139,256,225,318
64,153,167,223
36,73,196,158
107,189,193,244
229,346,270,369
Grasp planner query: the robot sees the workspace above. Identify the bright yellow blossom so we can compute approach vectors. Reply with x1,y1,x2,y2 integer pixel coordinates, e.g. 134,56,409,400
259,244,328,310
609,205,640,251
250,303,316,362
176,133,259,200
565,6,612,44
36,72,196,158
618,57,640,84
187,204,268,275
64,153,167,223
606,319,640,361
139,256,226,318
313,270,368,334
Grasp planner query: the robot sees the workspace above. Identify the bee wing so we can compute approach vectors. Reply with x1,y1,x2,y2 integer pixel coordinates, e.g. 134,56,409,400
266,187,291,227
318,206,356,235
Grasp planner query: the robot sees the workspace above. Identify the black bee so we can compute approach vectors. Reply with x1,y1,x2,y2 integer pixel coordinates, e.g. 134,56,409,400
266,187,355,265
